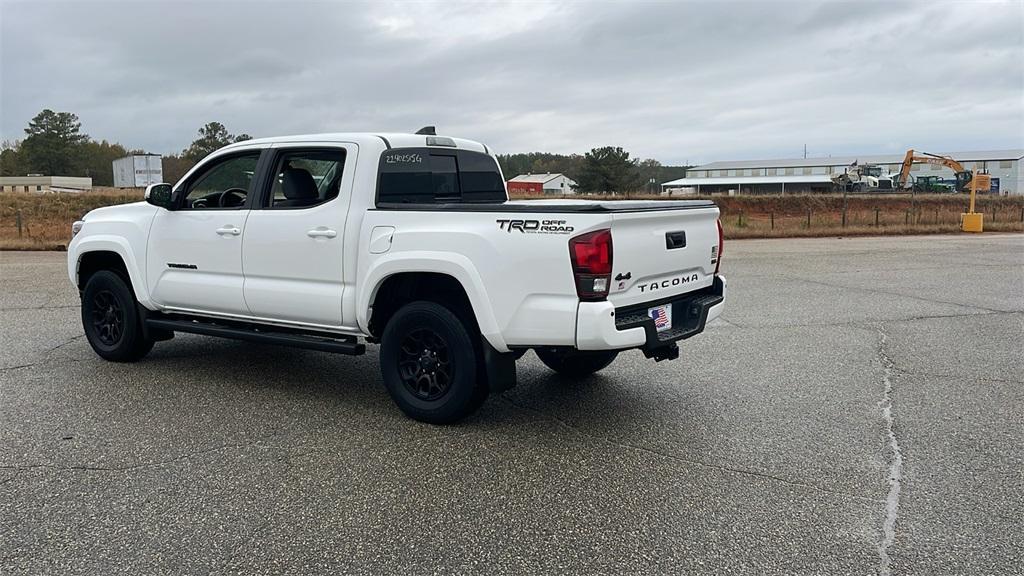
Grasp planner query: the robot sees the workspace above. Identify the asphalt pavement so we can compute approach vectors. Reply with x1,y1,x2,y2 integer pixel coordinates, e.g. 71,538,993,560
1,234,1022,575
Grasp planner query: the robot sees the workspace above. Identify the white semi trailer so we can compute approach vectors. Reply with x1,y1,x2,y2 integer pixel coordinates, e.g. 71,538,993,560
112,154,163,188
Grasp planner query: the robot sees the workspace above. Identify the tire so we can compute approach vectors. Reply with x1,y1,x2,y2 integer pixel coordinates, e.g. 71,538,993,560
534,347,619,378
81,270,154,362
379,301,487,424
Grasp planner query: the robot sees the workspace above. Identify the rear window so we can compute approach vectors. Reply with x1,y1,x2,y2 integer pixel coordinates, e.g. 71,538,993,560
378,148,506,204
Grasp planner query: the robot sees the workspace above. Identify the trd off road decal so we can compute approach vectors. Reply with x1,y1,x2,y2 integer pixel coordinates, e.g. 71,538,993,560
496,219,574,234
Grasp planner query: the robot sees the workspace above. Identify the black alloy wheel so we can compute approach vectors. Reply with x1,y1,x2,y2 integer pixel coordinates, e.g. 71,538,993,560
379,301,488,424
398,328,453,401
81,270,154,362
90,289,124,346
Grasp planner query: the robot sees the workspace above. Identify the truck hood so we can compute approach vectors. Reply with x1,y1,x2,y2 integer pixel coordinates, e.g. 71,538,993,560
82,201,155,221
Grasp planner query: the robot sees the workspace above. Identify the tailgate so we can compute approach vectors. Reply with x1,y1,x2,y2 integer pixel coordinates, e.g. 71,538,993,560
607,206,720,308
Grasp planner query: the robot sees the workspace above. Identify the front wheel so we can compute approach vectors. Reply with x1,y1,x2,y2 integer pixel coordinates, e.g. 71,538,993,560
379,301,487,424
534,348,618,378
81,270,154,362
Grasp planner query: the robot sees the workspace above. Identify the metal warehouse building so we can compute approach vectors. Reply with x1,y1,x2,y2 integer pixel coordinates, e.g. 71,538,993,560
663,149,1024,195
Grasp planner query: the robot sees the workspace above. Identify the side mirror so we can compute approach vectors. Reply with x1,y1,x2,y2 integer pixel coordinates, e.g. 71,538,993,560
145,183,175,210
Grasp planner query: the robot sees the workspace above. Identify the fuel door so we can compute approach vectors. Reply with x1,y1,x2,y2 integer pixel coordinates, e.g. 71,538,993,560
369,226,395,254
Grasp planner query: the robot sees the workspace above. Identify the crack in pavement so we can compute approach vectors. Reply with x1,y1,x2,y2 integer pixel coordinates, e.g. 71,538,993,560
700,310,1020,332
0,430,453,479
0,304,80,311
0,435,284,474
497,395,881,504
789,275,1010,314
875,325,904,576
0,334,87,372
47,334,85,353
0,469,21,487
0,363,36,372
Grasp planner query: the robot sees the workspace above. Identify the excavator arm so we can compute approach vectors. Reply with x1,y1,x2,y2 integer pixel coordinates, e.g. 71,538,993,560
895,150,972,191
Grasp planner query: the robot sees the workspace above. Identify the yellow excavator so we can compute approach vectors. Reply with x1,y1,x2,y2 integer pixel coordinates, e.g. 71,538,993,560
894,150,975,192
894,150,991,232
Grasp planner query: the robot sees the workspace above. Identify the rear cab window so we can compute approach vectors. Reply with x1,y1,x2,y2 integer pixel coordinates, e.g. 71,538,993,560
264,148,346,209
377,148,506,205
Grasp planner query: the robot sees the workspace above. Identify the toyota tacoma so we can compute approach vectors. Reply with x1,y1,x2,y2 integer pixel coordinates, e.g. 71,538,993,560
68,130,726,423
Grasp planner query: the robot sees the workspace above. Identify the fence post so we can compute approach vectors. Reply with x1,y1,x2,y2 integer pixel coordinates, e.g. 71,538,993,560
992,207,997,222
770,212,774,230
935,209,939,224
1020,206,1023,223
738,210,743,227
842,207,847,228
806,209,811,229
905,209,910,225
875,208,880,227
16,209,22,238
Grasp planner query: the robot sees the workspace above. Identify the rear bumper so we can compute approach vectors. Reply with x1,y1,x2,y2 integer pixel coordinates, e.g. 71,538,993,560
576,276,726,352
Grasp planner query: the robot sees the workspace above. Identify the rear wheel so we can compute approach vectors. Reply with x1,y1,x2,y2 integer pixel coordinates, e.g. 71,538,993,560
81,270,154,362
534,347,618,378
379,301,487,424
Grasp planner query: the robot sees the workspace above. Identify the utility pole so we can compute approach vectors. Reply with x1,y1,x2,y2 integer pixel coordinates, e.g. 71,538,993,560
803,144,807,159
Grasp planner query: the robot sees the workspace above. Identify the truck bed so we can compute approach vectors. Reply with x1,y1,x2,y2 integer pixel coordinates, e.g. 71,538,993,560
374,199,716,213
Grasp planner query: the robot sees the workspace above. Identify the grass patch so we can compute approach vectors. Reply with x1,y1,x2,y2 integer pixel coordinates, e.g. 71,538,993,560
1,188,143,250
512,192,1024,239
1,190,1021,250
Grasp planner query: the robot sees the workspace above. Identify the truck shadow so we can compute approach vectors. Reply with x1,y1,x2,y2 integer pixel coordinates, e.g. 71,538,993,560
135,335,699,442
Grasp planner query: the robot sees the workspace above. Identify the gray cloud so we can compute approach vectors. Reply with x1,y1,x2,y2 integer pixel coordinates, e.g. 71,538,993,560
2,0,1021,164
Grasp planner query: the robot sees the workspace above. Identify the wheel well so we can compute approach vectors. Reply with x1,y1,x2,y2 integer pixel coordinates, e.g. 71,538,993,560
369,272,477,338
77,251,130,291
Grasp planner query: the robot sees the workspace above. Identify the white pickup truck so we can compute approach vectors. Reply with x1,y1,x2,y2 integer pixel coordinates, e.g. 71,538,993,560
68,131,726,423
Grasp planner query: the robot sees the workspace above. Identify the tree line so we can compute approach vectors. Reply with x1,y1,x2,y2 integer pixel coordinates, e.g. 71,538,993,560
496,149,688,194
2,108,688,192
1,110,252,186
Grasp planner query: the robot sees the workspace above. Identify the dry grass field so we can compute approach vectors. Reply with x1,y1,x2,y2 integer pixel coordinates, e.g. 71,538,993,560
711,193,1024,238
513,192,1024,238
0,188,144,250
1,189,1021,250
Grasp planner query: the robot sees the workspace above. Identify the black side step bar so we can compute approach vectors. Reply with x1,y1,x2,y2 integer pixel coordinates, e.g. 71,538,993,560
145,318,366,356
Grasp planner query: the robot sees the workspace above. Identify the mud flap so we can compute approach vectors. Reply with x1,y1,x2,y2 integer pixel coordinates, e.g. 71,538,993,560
137,305,174,342
481,337,517,392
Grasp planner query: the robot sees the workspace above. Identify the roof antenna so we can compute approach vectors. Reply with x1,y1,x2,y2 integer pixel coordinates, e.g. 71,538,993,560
415,126,436,135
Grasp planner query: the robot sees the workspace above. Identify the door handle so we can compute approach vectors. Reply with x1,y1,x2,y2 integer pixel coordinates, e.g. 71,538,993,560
665,231,686,249
216,226,241,236
307,228,338,239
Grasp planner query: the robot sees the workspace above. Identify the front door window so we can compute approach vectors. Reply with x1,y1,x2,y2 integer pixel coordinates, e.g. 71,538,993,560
183,154,260,209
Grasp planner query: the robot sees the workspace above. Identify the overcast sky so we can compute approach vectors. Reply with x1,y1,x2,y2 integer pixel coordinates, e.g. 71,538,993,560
2,0,1022,165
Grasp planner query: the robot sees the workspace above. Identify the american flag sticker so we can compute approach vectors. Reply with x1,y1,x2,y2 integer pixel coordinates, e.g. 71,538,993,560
648,304,672,332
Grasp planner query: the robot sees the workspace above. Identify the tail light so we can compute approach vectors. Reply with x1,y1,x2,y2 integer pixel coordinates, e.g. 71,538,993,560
714,218,724,276
569,229,612,301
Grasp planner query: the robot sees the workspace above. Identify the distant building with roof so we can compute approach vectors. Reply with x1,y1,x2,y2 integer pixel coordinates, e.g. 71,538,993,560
0,176,93,193
507,173,577,195
662,149,1023,195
